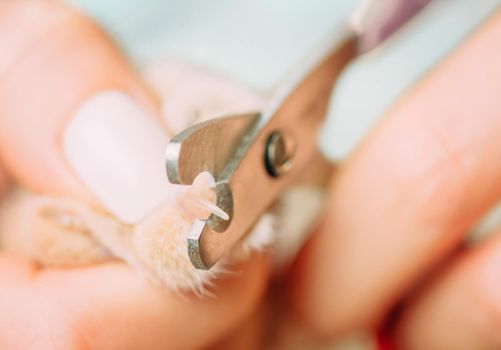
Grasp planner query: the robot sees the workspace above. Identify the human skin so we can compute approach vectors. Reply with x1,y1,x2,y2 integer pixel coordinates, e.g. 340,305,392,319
291,8,501,349
2,1,501,349
0,2,269,349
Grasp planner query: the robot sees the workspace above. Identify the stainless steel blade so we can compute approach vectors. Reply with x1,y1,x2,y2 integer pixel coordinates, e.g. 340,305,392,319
166,0,434,269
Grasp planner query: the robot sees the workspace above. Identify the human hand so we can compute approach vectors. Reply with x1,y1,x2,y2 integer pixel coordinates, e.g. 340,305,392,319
0,2,268,349
291,9,501,349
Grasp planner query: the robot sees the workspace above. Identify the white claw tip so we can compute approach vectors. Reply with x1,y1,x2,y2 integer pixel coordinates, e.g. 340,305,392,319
193,196,230,221
175,171,229,221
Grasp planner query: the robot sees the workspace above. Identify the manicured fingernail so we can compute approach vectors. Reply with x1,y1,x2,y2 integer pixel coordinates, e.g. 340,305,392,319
63,91,170,224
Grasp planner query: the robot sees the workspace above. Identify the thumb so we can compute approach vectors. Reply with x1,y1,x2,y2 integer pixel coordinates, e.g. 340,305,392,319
0,1,169,224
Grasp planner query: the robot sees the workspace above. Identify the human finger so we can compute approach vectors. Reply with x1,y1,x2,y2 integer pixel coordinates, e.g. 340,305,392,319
292,9,501,336
0,0,165,224
0,253,269,350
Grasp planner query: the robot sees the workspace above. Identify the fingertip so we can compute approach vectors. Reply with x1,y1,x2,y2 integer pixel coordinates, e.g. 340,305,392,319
288,10,501,342
0,0,158,205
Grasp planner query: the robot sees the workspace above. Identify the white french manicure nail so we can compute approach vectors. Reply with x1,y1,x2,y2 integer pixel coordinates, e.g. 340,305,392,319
63,91,170,224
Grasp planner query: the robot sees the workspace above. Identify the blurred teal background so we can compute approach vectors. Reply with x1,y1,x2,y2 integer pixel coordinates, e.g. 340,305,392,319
68,0,499,160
